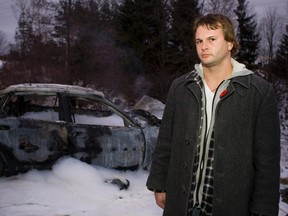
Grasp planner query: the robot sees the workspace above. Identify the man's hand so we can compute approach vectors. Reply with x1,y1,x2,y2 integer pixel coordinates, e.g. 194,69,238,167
154,192,166,209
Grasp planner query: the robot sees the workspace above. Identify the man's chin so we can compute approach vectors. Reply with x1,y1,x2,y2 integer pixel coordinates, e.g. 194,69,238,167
202,61,215,67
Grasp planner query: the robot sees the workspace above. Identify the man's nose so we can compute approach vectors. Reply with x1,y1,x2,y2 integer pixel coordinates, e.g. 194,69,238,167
201,41,208,51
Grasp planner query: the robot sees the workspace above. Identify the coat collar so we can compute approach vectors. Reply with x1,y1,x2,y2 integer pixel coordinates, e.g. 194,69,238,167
184,70,201,85
183,69,253,98
229,75,252,97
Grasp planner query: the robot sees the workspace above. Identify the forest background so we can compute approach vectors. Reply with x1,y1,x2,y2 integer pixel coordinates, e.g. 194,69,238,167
0,0,287,105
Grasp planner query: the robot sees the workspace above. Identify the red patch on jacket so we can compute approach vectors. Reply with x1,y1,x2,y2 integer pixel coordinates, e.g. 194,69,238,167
220,89,228,97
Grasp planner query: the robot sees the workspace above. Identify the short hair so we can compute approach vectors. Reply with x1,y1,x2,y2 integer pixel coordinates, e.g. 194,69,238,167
193,13,239,56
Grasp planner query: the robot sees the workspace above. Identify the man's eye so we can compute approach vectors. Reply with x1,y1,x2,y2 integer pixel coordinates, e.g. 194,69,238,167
209,38,215,42
196,41,202,44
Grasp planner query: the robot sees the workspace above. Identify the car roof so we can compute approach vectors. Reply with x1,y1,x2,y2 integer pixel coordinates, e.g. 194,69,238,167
0,83,105,98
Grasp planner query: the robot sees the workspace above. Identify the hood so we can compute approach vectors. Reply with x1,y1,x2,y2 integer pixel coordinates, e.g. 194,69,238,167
194,58,254,79
230,58,254,78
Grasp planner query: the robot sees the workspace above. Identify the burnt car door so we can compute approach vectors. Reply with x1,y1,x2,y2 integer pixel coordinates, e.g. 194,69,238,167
64,95,146,170
0,93,69,175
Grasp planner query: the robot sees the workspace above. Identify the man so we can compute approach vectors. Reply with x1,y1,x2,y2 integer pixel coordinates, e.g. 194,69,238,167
146,13,280,216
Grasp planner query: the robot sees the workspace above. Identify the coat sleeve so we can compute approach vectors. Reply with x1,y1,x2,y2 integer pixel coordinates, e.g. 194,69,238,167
250,83,280,216
146,82,176,191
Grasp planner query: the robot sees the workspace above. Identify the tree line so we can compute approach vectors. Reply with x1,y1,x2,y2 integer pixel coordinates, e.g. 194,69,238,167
0,0,287,103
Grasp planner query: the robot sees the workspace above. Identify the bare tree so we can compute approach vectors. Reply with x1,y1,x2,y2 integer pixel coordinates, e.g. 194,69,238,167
203,0,237,20
0,31,8,55
259,8,283,65
12,0,54,42
197,0,207,14
11,0,55,83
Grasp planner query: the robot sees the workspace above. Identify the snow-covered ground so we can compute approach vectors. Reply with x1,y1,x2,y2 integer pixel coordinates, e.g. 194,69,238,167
0,157,287,216
0,157,162,216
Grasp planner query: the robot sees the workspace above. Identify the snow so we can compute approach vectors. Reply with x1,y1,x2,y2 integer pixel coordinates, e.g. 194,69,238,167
21,111,125,127
0,157,162,216
74,113,124,126
0,157,287,216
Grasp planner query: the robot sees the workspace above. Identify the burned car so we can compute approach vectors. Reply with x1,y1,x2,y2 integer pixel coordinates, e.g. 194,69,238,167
0,84,160,177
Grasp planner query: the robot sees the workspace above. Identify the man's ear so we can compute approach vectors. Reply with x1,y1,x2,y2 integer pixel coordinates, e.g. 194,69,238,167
228,42,233,51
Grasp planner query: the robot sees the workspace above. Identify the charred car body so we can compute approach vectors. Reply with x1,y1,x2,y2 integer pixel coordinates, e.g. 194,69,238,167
0,84,160,177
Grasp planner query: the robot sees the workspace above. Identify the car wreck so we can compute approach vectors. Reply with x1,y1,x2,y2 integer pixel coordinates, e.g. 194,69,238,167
0,83,161,177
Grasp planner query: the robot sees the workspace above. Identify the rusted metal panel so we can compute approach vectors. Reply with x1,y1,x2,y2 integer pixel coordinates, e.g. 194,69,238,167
67,124,145,169
0,118,68,163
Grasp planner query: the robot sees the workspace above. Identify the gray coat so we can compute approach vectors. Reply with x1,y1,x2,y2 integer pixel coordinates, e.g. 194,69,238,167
146,71,280,216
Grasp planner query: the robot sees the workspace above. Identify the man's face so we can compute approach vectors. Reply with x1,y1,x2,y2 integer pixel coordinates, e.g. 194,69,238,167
195,25,233,67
